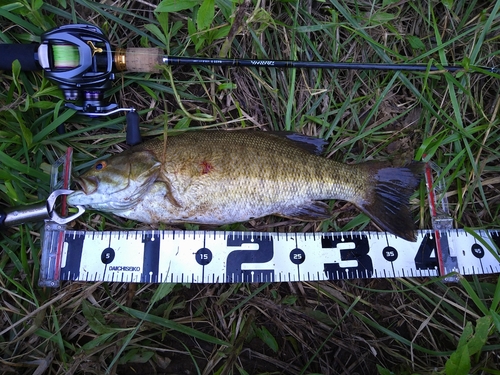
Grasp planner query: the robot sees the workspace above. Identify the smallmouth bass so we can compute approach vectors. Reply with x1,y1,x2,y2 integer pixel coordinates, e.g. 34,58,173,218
67,131,424,241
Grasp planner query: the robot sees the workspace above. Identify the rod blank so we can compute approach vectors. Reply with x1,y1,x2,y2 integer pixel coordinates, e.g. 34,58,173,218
163,56,465,72
121,47,498,74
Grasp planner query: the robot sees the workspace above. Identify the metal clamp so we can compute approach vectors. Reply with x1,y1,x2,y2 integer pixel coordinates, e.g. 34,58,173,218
1,189,85,228
47,189,85,224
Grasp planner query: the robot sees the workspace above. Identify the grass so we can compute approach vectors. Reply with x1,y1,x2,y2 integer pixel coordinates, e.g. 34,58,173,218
1,0,500,374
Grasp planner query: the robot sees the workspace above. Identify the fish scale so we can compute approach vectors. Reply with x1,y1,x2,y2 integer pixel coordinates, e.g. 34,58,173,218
131,131,361,214
67,131,424,241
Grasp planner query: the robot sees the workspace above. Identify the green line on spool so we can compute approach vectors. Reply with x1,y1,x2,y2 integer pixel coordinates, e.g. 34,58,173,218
52,44,80,69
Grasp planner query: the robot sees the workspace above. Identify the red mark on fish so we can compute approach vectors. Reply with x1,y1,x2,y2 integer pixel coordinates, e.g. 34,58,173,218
200,160,214,174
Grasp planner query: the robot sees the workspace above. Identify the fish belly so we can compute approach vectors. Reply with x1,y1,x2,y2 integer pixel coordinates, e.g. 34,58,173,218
112,181,310,224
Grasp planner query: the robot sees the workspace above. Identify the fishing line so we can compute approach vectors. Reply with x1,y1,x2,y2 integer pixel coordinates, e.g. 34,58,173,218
51,44,80,69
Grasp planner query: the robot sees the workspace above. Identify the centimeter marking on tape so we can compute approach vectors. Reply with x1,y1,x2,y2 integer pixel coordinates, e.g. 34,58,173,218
39,225,500,287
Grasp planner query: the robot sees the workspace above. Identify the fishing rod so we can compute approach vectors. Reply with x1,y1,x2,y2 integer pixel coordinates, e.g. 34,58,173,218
1,24,498,141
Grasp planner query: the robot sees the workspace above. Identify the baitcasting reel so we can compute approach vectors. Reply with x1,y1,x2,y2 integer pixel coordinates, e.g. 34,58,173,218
0,24,140,144
39,24,118,114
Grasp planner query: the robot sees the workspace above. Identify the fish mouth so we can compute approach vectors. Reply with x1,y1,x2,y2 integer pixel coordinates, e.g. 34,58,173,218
74,176,98,195
66,177,99,208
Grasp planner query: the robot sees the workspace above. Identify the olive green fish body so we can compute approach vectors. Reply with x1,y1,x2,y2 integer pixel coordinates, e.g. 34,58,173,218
68,131,423,241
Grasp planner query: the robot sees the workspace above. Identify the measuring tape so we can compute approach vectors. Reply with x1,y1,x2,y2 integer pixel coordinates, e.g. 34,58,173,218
38,150,500,287
38,226,500,287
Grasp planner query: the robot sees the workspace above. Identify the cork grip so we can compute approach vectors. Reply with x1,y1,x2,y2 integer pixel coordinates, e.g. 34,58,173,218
125,48,163,73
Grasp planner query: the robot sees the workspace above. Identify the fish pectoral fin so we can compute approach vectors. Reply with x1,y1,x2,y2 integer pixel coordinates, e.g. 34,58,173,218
276,201,331,221
158,178,182,207
165,189,181,207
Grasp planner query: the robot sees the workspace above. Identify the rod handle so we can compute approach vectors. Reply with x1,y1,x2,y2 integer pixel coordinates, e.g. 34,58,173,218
0,209,6,229
0,43,40,71
121,48,163,73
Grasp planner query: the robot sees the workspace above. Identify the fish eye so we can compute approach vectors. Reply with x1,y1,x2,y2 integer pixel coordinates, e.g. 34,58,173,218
95,161,107,170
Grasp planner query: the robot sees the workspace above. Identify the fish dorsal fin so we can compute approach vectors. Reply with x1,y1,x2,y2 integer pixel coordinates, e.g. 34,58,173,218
267,132,327,155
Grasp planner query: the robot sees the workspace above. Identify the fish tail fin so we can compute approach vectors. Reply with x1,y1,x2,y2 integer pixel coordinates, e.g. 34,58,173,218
356,161,424,242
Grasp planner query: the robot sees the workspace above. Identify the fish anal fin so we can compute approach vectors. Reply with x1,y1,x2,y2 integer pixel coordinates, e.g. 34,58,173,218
356,161,425,242
276,201,331,221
